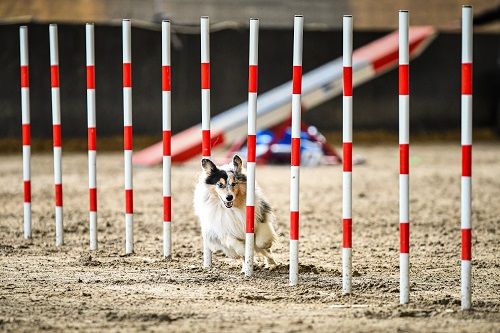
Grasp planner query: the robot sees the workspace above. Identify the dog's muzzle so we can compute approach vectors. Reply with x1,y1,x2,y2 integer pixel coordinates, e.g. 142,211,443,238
219,195,234,208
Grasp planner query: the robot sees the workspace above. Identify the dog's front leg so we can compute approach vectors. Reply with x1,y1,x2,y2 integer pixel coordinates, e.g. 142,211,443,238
225,237,245,258
222,237,246,273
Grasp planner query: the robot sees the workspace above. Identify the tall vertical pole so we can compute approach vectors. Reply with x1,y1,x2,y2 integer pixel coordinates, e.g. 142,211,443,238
162,20,172,259
19,26,31,240
461,4,473,311
398,10,410,305
86,23,98,251
342,15,353,295
289,15,303,286
122,19,134,254
200,16,212,268
244,18,259,277
49,24,64,247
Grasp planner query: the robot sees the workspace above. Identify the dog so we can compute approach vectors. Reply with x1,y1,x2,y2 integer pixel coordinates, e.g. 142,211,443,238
194,155,277,267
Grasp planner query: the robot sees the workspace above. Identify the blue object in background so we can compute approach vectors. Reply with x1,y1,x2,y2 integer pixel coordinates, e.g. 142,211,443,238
252,128,324,166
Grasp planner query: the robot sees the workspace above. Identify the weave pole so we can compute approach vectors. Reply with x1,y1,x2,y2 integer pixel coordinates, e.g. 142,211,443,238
289,15,303,286
461,4,473,311
49,24,63,247
19,26,31,239
200,16,212,268
399,10,410,304
342,15,353,295
244,18,259,277
86,23,98,251
162,20,172,259
123,19,134,254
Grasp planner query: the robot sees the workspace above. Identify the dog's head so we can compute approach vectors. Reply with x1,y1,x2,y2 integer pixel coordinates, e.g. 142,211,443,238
201,155,247,209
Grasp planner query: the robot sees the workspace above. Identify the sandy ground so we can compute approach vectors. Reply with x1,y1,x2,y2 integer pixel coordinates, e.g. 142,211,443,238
0,143,499,332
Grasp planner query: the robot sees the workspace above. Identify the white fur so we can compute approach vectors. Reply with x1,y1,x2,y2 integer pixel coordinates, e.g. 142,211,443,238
194,159,277,266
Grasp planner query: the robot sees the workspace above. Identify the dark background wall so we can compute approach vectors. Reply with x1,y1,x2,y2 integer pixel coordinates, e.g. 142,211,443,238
0,23,499,140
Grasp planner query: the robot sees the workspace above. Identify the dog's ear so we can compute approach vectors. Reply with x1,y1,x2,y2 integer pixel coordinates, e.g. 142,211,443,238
232,154,243,173
201,158,217,174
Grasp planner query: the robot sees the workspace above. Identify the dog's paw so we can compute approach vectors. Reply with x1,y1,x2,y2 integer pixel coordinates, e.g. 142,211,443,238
263,259,276,269
263,256,277,269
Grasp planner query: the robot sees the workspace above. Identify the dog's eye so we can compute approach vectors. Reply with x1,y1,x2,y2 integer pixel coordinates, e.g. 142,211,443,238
231,183,236,187
217,183,224,188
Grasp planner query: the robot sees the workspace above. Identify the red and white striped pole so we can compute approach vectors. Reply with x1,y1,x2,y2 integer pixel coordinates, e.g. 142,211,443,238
49,24,63,247
86,23,98,251
289,15,303,286
19,26,31,240
461,4,473,311
200,16,212,268
244,18,259,277
123,19,134,254
399,10,410,304
342,15,353,295
162,20,172,259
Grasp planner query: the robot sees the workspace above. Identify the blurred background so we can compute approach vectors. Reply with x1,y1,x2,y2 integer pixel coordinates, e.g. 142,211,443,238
0,0,499,151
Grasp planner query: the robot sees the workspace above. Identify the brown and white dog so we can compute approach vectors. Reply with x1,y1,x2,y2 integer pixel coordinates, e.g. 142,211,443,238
194,155,277,267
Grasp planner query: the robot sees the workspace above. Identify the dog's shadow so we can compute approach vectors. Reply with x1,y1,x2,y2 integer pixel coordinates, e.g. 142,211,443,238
253,263,334,275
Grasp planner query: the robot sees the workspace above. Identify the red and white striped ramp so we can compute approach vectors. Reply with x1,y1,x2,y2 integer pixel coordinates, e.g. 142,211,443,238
133,26,436,166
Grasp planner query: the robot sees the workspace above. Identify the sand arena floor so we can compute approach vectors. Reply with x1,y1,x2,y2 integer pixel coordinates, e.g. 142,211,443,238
0,143,499,332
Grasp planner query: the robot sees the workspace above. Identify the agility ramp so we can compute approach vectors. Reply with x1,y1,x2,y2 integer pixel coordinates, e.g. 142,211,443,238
133,26,436,166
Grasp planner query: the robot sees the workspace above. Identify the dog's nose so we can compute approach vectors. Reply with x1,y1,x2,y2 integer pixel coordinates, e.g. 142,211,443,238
226,195,233,201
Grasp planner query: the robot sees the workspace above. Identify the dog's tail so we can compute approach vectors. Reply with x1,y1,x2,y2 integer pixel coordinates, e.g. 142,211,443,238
258,198,283,248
